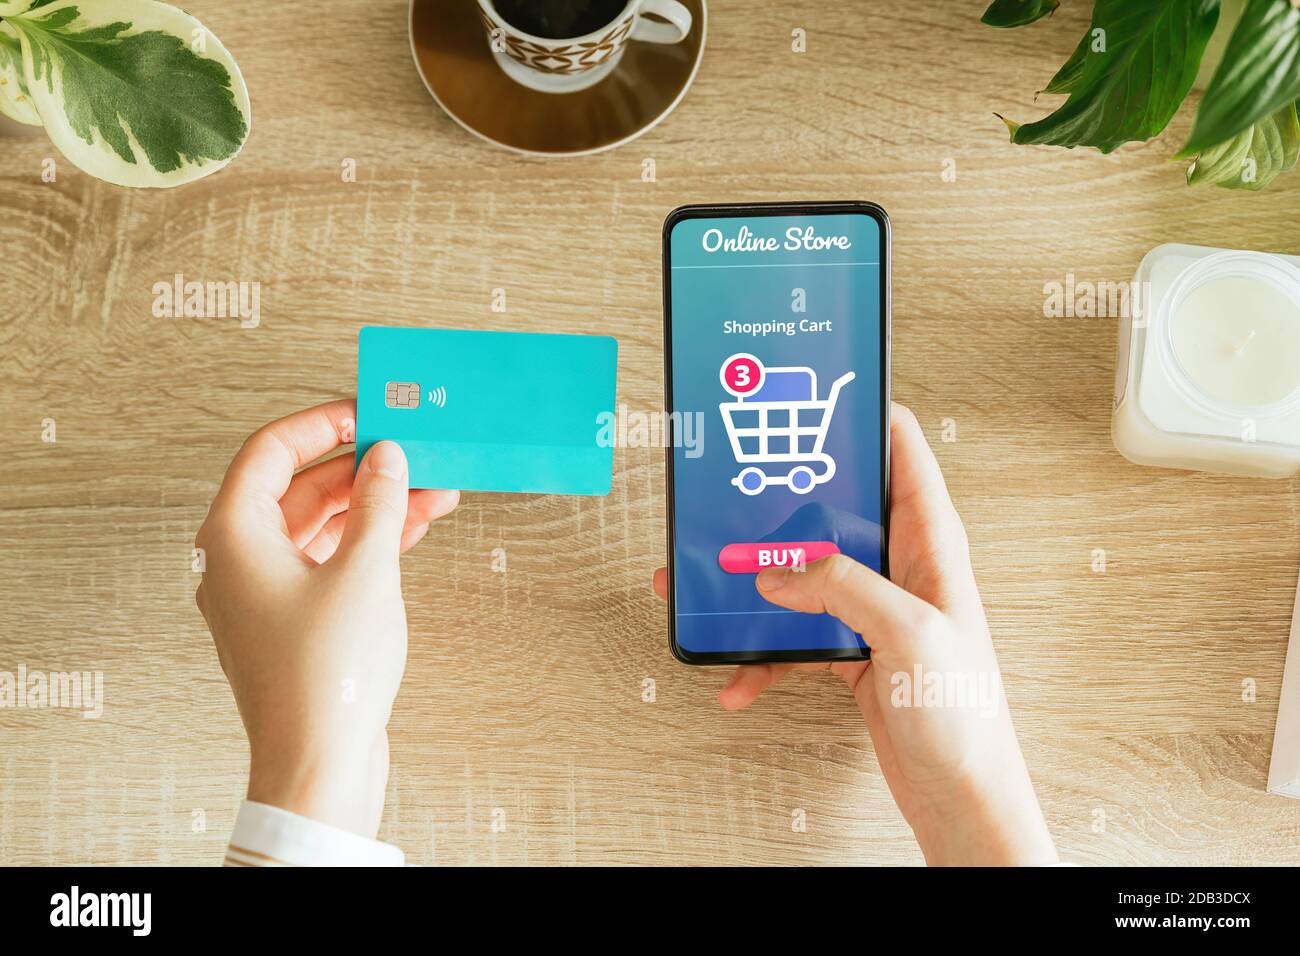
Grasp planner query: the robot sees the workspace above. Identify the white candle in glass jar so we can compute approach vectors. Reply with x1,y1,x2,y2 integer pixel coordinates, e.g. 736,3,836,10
1169,277,1300,408
1113,245,1300,478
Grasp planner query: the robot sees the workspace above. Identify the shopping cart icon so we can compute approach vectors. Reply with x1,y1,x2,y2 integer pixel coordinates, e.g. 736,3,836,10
718,354,855,496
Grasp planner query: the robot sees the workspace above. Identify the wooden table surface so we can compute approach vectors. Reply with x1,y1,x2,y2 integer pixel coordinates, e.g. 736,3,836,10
2,0,1298,866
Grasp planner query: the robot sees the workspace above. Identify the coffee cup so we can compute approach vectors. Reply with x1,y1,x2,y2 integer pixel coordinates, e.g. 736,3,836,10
476,0,693,93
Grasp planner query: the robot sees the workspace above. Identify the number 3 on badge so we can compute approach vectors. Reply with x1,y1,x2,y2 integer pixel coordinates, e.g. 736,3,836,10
720,353,764,397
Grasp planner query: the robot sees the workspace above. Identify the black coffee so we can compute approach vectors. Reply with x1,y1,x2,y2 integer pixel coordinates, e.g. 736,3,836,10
493,0,627,39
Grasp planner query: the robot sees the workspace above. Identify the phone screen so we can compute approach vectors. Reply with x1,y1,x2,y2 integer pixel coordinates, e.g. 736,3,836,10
664,205,889,663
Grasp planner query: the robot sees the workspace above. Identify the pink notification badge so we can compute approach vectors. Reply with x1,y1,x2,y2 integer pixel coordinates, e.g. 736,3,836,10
720,353,765,398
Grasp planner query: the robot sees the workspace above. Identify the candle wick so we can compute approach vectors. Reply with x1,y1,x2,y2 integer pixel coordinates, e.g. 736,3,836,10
1232,329,1257,356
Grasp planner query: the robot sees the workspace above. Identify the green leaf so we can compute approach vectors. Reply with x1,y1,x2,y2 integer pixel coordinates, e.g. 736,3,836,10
6,0,250,188
1187,99,1300,188
1041,32,1090,94
982,0,1061,28
1006,0,1220,154
0,0,57,15
1183,0,1300,156
0,22,42,125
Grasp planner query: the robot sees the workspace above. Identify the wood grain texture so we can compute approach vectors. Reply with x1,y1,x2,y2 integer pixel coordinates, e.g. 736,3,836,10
1,0,1299,865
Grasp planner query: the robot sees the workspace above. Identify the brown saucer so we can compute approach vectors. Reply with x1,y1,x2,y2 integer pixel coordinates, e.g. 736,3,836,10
408,0,707,156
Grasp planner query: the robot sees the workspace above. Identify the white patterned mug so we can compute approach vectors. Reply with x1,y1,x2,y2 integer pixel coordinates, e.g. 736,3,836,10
476,0,693,94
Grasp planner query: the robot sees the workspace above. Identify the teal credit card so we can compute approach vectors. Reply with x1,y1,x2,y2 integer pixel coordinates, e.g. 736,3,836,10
356,326,618,495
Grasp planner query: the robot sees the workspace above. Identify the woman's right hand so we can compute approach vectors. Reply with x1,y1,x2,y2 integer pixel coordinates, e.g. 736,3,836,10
653,404,1058,865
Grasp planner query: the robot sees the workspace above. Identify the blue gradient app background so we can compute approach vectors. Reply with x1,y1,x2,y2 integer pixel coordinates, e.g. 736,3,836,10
669,212,884,655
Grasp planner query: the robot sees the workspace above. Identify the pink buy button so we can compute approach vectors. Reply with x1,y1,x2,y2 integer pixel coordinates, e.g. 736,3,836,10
718,541,840,574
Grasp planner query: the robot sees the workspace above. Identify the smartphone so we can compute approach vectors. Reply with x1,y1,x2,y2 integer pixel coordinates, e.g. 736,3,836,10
663,201,890,665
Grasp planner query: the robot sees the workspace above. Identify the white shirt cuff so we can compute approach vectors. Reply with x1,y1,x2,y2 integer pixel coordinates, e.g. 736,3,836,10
225,800,405,867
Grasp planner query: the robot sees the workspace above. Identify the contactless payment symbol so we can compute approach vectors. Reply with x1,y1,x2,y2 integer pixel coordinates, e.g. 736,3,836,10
717,353,855,496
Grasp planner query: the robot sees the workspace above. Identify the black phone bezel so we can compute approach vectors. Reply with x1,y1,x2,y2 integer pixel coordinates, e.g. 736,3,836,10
662,200,892,666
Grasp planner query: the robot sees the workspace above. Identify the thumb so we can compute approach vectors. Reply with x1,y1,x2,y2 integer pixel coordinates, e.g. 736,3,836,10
754,554,934,655
336,441,410,565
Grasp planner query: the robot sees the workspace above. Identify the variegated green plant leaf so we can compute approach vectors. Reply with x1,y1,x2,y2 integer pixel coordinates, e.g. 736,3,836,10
0,23,42,125
1186,100,1300,190
4,0,250,188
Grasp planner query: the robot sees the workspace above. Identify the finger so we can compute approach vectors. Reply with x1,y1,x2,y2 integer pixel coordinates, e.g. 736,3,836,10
754,553,935,655
718,664,797,710
302,489,457,563
278,453,356,547
889,403,981,609
401,522,432,553
303,509,438,566
652,566,667,601
333,441,410,566
405,489,459,529
217,400,357,510
889,404,964,538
